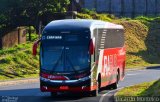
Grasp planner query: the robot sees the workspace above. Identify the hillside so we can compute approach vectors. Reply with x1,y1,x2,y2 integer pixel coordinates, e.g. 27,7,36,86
0,35,39,80
118,20,160,67
117,19,160,68
77,13,160,68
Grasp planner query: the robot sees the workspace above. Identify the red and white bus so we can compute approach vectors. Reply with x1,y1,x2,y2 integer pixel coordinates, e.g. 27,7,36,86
33,19,126,96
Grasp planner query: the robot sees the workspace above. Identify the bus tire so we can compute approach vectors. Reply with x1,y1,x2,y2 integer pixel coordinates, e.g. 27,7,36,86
50,92,57,97
111,71,119,89
91,81,99,97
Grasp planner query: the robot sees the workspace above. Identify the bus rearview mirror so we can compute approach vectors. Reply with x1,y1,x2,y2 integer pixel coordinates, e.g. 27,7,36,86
32,40,40,56
89,40,94,55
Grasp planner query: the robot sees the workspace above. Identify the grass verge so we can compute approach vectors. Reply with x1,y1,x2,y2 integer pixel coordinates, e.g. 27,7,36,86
0,34,39,81
116,79,160,97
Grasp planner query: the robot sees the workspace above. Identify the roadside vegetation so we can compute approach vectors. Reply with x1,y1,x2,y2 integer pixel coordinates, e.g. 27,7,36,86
116,79,160,97
0,34,39,81
77,11,160,68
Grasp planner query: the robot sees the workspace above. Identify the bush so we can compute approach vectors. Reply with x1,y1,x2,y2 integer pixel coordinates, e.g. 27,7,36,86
0,56,12,64
96,14,112,21
81,8,97,15
135,16,154,22
0,14,8,24
77,13,93,19
77,13,112,22
154,16,160,22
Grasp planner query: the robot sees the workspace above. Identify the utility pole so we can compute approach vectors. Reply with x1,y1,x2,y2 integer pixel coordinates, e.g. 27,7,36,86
38,21,42,39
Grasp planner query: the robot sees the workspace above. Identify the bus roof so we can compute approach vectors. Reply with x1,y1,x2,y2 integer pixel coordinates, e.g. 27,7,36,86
44,19,124,32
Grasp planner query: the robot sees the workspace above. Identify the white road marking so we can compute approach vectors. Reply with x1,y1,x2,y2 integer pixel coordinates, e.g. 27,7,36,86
36,92,50,96
99,79,156,102
126,73,141,76
99,87,124,102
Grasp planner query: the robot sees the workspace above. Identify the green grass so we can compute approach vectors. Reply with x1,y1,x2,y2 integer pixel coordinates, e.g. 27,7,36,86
0,33,39,81
77,13,113,21
116,79,160,97
116,20,160,68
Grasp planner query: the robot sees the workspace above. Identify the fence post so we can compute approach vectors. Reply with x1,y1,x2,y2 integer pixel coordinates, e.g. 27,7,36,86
18,27,20,44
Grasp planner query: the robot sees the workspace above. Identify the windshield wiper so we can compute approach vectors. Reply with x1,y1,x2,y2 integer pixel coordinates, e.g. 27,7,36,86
51,48,64,73
66,54,79,74
50,47,79,74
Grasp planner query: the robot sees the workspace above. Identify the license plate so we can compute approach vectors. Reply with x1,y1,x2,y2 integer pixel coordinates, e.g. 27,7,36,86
60,86,69,90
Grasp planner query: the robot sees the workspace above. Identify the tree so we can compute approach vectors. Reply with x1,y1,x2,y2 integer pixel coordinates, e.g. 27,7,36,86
0,0,70,38
0,0,24,35
0,0,24,28
22,0,70,34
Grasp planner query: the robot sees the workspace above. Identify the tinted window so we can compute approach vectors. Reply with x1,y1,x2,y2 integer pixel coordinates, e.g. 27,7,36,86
65,35,78,41
94,28,124,61
40,33,90,72
105,29,124,48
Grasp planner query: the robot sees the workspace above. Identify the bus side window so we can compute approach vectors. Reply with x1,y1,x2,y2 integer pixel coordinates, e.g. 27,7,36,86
105,29,124,48
92,29,98,64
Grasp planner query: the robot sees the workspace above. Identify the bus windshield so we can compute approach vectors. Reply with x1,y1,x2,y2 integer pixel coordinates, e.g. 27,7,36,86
41,34,90,73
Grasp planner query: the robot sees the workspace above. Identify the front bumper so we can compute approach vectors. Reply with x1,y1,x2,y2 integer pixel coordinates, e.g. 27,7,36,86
40,76,93,92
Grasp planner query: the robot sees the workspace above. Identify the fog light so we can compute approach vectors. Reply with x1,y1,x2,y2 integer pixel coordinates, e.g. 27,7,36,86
82,86,87,90
43,86,48,90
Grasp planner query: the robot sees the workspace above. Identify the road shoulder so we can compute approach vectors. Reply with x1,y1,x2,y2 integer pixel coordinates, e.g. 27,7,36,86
0,78,39,87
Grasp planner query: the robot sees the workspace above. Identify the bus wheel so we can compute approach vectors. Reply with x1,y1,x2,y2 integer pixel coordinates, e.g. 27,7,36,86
50,92,57,97
91,81,99,97
111,71,119,89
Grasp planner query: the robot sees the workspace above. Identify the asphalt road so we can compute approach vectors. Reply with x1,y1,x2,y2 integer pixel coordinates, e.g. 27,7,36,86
0,68,160,102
